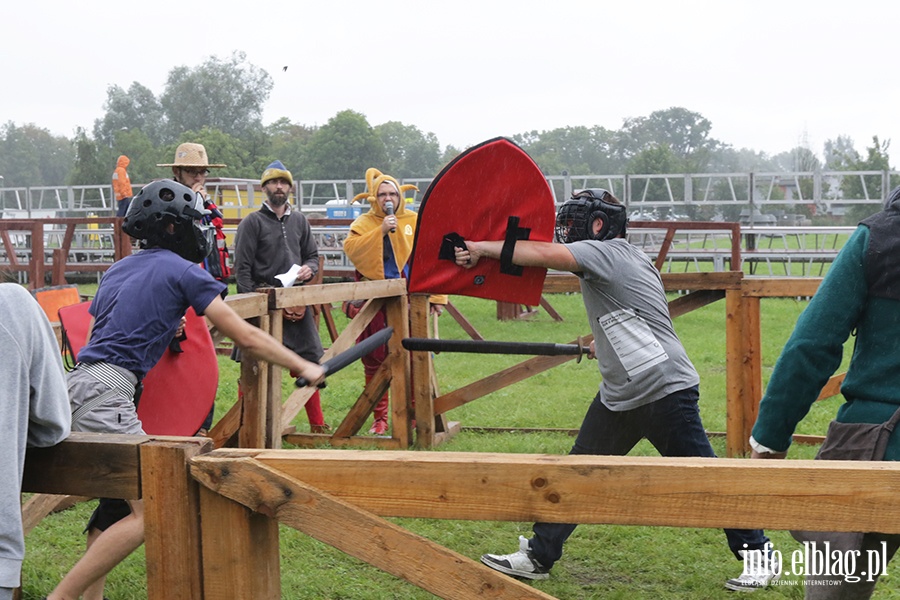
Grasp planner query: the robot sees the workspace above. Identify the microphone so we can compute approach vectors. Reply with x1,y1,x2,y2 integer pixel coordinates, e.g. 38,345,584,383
384,200,396,233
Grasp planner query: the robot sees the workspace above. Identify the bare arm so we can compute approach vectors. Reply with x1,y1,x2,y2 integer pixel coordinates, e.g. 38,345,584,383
455,240,581,273
203,296,324,385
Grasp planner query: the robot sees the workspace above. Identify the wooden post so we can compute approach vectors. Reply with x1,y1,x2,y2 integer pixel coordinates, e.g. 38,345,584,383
198,484,280,600
496,301,519,321
30,221,44,288
724,288,747,457
266,308,283,449
409,294,434,449
239,315,269,448
142,438,212,600
114,218,132,260
742,294,763,450
385,293,411,447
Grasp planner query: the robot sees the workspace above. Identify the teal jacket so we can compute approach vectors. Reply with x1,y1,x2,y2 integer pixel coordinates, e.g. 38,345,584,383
752,222,900,460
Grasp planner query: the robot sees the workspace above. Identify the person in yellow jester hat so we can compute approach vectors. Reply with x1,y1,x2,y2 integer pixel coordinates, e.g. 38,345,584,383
343,168,445,434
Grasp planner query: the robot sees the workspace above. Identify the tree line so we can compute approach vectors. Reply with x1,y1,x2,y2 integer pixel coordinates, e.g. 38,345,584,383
0,51,892,198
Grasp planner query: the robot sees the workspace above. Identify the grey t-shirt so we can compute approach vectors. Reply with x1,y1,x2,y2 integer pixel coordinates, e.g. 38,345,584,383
567,239,699,411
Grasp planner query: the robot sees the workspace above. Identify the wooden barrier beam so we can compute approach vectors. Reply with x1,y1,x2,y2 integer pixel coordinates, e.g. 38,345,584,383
741,277,823,298
661,271,744,291
195,450,900,534
543,271,744,295
270,279,407,308
219,293,269,321
191,456,553,600
432,336,594,416
23,432,145,499
668,289,725,318
279,297,386,428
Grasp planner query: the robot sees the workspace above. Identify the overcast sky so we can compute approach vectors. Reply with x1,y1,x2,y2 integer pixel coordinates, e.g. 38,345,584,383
4,0,897,164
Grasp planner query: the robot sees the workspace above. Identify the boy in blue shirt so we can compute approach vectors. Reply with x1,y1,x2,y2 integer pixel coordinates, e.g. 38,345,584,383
46,179,324,600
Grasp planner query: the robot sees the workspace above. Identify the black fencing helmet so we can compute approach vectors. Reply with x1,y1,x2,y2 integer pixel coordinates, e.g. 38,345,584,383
555,189,628,243
123,179,214,263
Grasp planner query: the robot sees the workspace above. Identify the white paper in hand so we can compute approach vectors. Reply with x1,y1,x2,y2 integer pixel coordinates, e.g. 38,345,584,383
275,264,303,288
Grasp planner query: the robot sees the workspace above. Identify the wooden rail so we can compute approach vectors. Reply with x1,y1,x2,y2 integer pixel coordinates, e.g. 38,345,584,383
412,271,835,456
10,214,835,457
23,436,900,599
0,217,130,286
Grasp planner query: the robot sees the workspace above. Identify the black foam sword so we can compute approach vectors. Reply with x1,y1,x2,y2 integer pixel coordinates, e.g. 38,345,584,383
401,337,589,362
295,326,394,387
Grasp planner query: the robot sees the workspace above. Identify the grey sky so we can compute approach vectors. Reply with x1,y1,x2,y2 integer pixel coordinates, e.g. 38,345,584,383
4,0,897,164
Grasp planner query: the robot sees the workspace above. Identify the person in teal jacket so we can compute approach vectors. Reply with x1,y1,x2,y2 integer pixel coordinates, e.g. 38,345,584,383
751,185,900,597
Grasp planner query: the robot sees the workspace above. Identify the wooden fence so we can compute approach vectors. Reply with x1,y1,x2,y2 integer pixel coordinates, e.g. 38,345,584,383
1,214,836,454
0,217,130,286
18,243,864,597
23,434,900,599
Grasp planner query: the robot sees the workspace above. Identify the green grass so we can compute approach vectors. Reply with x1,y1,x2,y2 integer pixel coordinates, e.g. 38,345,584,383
22,293,898,599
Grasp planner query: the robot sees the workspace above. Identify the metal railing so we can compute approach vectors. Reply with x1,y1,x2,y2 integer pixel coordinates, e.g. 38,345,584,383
4,170,898,222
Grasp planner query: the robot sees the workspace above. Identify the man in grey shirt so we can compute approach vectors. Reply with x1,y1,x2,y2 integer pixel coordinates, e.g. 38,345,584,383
233,160,328,432
456,189,776,592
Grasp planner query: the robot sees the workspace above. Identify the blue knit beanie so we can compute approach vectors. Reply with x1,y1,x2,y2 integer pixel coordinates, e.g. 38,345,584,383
260,160,294,187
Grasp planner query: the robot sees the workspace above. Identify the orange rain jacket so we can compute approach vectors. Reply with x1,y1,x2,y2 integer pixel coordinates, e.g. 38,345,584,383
112,155,133,201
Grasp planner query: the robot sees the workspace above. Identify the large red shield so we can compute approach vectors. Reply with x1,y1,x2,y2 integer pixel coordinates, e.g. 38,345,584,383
407,137,555,305
59,303,217,436
139,307,218,435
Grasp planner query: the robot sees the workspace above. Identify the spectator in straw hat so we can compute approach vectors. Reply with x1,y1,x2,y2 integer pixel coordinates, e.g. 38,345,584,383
159,143,232,285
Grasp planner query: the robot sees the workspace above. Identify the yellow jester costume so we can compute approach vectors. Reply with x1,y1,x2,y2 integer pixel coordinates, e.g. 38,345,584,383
343,168,419,280
342,168,445,435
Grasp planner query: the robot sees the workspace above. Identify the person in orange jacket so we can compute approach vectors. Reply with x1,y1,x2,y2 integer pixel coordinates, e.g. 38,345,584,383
112,155,133,217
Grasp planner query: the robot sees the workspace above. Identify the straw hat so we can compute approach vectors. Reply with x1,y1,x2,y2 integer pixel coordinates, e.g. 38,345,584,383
157,143,226,168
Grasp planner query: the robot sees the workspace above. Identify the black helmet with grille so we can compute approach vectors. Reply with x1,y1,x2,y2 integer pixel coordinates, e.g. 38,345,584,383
123,179,214,263
554,188,628,243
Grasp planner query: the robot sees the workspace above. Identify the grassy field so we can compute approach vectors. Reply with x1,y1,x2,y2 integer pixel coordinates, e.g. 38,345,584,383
22,290,899,599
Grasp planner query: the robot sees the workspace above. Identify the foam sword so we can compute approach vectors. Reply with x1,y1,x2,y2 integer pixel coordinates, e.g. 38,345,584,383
295,326,394,387
401,337,590,362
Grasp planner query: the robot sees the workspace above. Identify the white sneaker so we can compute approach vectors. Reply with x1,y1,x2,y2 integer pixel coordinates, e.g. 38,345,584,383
480,536,550,580
725,550,781,592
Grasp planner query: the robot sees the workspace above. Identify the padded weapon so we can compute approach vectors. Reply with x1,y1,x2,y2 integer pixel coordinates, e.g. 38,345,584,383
401,337,588,363
294,326,395,387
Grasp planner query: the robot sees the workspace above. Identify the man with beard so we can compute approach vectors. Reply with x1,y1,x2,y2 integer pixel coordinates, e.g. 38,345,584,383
233,160,329,432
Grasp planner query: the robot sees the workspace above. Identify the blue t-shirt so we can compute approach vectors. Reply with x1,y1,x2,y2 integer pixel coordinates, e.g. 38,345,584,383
78,248,226,377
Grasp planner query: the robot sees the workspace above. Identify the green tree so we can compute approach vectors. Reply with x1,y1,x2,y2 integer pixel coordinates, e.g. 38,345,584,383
264,118,316,178
627,143,685,208
823,135,861,170
375,121,441,178
440,145,462,166
114,128,162,185
0,121,74,187
842,136,892,222
303,110,386,180
68,127,110,187
706,146,777,173
93,82,166,147
614,107,722,173
513,126,620,175
160,51,273,141
771,146,821,173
